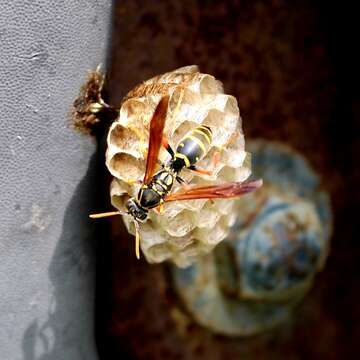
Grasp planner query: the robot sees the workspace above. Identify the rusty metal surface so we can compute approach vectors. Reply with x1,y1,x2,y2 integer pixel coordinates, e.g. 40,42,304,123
172,140,332,337
96,1,359,359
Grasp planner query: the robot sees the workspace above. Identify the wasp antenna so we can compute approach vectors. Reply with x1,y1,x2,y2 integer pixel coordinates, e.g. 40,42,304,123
89,211,125,219
134,220,141,259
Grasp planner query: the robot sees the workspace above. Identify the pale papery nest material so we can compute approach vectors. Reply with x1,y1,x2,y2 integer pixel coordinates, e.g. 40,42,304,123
106,65,252,267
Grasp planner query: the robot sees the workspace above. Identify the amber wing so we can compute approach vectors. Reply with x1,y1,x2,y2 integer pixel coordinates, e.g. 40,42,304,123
164,179,263,202
143,95,170,184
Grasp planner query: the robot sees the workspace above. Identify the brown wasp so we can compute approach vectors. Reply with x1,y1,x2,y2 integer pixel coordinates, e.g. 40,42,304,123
90,95,262,259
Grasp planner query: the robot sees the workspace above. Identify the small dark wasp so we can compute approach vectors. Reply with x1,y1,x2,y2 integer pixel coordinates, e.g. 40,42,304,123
90,95,262,258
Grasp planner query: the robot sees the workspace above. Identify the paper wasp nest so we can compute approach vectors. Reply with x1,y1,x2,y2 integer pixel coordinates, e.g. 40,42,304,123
107,66,251,267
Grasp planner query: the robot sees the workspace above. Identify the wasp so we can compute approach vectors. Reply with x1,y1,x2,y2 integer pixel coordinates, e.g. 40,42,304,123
90,95,262,259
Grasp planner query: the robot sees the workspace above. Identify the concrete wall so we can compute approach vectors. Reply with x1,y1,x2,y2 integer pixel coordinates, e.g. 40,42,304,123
0,1,113,359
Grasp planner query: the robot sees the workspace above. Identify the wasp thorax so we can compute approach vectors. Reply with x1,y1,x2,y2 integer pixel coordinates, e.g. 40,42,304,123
125,198,148,222
138,187,162,209
107,65,252,266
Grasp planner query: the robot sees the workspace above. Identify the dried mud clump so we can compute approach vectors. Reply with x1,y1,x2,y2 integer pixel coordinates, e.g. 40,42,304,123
72,67,118,135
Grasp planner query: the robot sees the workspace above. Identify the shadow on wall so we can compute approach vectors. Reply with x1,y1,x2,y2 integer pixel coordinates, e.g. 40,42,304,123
21,152,101,360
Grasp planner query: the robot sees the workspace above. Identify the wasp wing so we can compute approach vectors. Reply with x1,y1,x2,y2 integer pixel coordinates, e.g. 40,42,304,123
143,95,170,184
164,179,263,202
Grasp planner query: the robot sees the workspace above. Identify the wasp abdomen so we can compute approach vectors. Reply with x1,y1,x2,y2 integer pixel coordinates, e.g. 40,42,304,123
175,126,212,167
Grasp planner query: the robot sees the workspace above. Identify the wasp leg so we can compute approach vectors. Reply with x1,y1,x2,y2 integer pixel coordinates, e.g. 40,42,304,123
176,175,188,185
153,204,164,214
188,165,212,176
127,179,143,185
162,137,175,157
177,182,193,191
188,151,221,176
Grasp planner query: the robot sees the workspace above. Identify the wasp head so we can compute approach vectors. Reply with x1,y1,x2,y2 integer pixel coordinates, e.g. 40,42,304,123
125,198,148,222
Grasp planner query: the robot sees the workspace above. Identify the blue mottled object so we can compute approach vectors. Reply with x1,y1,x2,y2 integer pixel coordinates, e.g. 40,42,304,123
172,140,332,336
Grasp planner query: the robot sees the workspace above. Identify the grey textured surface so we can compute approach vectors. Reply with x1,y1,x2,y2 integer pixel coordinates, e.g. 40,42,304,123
0,1,112,359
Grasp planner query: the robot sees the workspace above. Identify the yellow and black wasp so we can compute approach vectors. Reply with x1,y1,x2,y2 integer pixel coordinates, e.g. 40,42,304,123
90,95,262,258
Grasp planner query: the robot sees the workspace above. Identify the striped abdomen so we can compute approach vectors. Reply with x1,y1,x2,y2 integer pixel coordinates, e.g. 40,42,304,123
174,125,212,168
